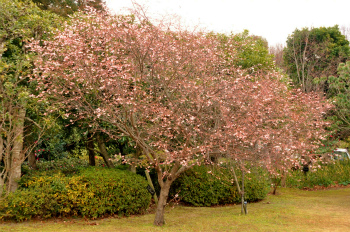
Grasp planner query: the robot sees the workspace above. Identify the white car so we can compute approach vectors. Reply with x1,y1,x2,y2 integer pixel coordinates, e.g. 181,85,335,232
332,148,350,161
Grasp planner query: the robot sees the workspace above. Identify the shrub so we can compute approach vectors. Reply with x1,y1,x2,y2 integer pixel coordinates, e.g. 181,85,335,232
22,158,90,176
0,167,151,221
286,160,350,189
76,168,151,218
171,165,270,207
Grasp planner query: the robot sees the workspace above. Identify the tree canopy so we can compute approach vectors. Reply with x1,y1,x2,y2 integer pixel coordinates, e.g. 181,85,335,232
29,8,332,225
213,30,275,73
0,0,62,194
29,0,105,17
324,61,350,138
283,25,350,93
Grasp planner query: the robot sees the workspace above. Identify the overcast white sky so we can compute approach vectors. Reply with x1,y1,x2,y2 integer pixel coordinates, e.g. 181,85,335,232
106,0,350,46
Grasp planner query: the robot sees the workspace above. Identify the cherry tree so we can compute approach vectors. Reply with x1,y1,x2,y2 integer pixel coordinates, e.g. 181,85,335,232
31,9,227,225
30,7,332,225
215,69,331,197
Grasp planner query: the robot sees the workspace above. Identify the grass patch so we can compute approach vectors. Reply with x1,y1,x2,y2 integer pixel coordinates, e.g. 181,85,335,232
1,187,350,231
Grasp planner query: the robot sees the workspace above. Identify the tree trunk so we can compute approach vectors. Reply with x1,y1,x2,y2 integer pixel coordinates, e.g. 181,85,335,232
129,162,137,173
8,107,26,192
0,176,4,197
145,170,158,205
0,136,3,166
230,165,243,209
96,133,114,168
86,132,95,166
28,151,38,170
129,146,142,173
241,170,247,214
0,136,4,196
230,164,247,215
281,171,286,188
154,181,171,226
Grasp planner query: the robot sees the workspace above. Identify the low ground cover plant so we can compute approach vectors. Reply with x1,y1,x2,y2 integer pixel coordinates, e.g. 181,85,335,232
0,167,151,221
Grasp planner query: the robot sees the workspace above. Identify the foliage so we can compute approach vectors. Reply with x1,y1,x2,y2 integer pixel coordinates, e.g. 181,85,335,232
0,0,62,194
320,61,350,137
213,30,275,73
286,160,350,189
21,157,90,176
21,156,124,177
29,0,105,17
0,0,61,84
283,25,350,93
35,120,91,160
171,165,270,207
0,167,151,221
217,71,332,190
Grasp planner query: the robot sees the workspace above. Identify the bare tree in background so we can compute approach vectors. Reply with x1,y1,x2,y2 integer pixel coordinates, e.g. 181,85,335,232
269,43,285,69
340,25,350,41
284,26,349,93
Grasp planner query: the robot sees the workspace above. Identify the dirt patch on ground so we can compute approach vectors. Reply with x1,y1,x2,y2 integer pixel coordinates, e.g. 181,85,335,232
302,183,350,191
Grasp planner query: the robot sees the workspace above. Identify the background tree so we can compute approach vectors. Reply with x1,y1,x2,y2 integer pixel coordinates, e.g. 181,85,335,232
213,30,275,74
29,0,105,17
283,26,350,93
340,25,350,41
19,0,119,169
321,61,350,139
0,0,61,194
269,43,285,69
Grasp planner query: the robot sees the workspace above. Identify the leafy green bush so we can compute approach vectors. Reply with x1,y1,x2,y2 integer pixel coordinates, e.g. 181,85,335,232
286,160,350,189
0,167,151,221
22,157,123,177
76,168,151,218
22,158,90,176
171,165,270,207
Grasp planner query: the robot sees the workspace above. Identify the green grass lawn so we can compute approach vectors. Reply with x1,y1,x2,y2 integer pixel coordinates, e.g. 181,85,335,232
1,187,350,232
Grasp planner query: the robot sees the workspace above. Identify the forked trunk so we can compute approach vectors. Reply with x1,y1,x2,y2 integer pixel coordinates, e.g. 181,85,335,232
154,181,171,226
96,133,114,168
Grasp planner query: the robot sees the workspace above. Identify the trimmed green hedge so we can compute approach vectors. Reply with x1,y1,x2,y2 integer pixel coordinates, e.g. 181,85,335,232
286,160,350,189
0,167,151,221
171,165,270,207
